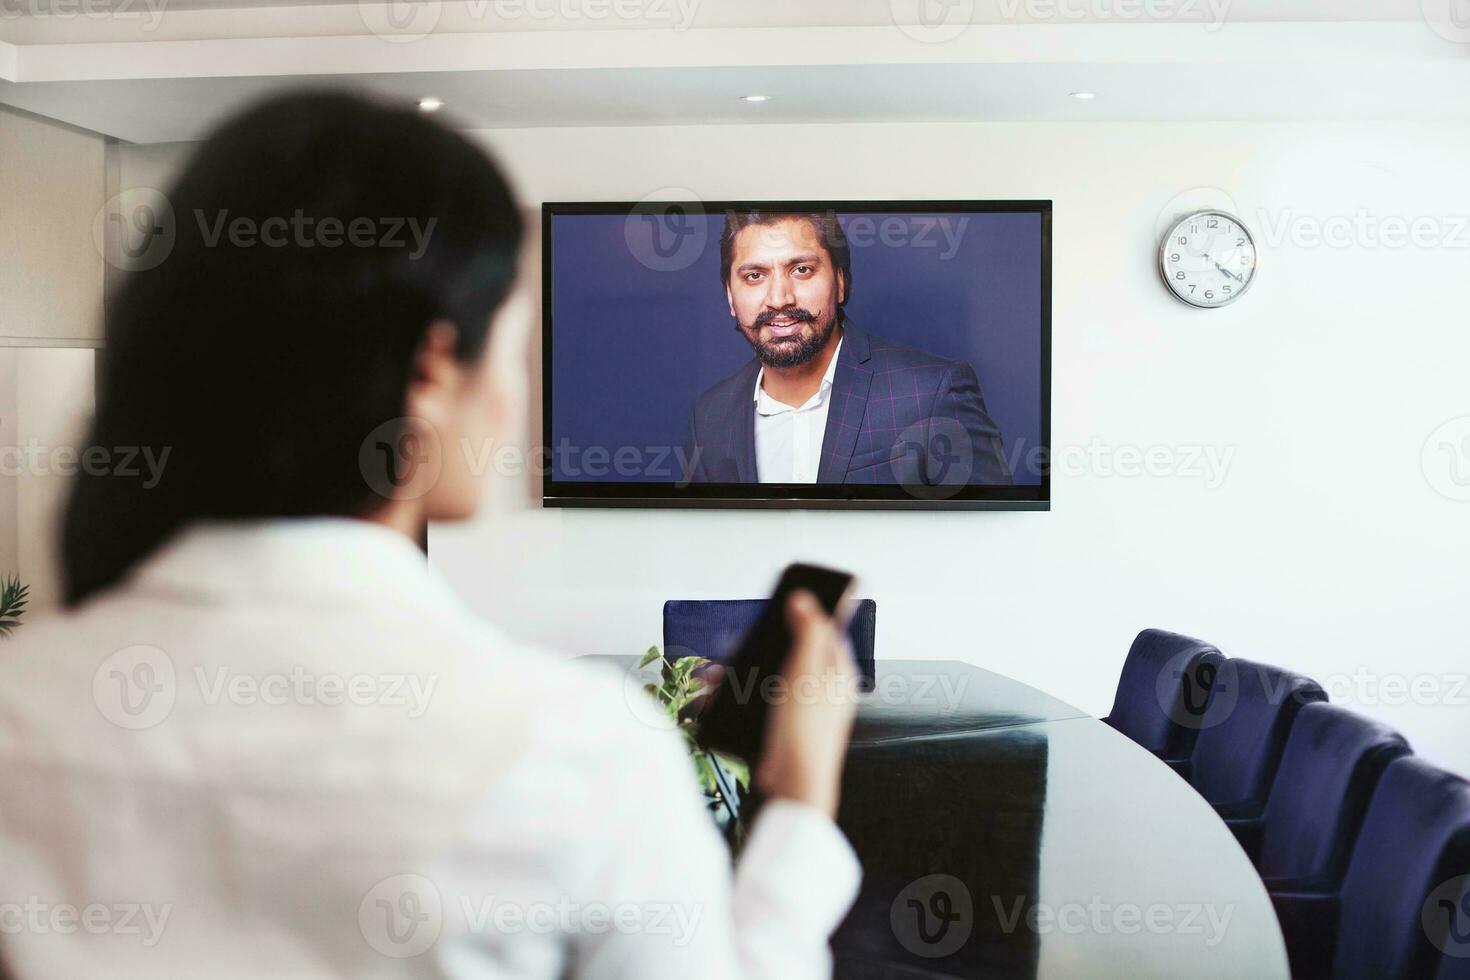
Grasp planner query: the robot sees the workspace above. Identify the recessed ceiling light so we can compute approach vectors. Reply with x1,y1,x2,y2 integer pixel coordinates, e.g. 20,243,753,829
1070,91,1096,100
418,97,444,112
740,94,772,103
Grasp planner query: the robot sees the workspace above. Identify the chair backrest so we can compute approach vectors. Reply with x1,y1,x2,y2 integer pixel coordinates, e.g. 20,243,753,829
1335,756,1470,980
1102,629,1224,759
1187,659,1327,811
662,598,877,683
1258,701,1410,885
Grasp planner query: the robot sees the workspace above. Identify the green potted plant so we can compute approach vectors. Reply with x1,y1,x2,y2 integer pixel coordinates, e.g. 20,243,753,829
634,646,749,844
0,574,29,638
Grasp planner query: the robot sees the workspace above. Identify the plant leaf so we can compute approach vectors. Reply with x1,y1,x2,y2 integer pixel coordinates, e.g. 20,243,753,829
692,752,718,794
637,646,662,670
670,689,702,713
0,575,28,638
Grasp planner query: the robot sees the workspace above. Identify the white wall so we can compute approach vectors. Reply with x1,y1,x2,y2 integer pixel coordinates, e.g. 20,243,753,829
425,120,1470,774
108,121,1470,774
0,348,97,610
0,106,106,613
0,105,105,346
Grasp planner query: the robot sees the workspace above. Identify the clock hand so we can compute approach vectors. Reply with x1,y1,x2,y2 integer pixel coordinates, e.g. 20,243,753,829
1212,259,1244,283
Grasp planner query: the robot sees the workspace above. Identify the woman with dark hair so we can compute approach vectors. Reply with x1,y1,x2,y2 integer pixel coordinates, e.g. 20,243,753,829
0,92,861,978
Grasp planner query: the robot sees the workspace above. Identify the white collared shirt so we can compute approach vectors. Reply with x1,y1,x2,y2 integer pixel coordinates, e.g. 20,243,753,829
0,518,861,979
753,335,842,484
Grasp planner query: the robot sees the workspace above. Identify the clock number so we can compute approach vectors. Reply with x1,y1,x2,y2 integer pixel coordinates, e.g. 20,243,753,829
1170,253,1180,262
1204,290,1214,300
1207,218,1219,229
1178,236,1188,245
1175,271,1186,280
1223,285,1232,293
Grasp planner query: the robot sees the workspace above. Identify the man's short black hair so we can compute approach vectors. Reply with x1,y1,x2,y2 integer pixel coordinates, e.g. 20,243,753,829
719,210,851,307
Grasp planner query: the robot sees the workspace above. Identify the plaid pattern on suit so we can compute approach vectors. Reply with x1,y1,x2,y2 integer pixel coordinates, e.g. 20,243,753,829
682,320,1011,486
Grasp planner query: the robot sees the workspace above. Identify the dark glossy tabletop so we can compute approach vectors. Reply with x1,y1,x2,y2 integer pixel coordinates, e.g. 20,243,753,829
598,657,1289,980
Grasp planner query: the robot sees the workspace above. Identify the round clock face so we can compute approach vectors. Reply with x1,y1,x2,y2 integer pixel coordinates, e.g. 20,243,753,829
1159,210,1257,308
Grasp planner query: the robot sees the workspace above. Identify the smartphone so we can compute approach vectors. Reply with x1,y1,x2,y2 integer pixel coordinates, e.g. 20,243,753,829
695,562,857,765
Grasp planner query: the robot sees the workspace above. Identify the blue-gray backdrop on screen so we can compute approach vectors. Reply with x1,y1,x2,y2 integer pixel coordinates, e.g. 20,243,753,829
548,209,1044,484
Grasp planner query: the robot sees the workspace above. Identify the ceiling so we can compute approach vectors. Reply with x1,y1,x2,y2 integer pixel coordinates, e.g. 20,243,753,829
0,0,1466,142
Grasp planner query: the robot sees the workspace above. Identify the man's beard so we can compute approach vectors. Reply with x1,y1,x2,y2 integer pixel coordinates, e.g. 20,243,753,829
739,307,838,368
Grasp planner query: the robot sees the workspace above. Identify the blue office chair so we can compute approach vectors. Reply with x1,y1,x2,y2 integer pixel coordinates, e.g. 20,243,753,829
1185,658,1327,818
1101,629,1224,768
1227,701,1410,885
662,598,877,687
1270,756,1470,979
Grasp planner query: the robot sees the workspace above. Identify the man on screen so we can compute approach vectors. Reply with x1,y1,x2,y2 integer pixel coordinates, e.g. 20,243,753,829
682,210,1012,487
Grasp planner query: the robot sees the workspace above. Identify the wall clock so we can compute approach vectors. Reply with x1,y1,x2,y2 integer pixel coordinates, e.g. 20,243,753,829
1159,210,1258,309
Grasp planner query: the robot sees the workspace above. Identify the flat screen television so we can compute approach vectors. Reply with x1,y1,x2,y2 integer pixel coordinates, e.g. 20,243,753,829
541,200,1050,510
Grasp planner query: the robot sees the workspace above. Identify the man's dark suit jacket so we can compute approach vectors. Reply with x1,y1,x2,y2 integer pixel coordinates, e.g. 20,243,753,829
682,321,1012,486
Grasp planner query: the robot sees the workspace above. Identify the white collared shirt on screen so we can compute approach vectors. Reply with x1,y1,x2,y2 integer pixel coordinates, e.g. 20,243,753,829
753,334,843,484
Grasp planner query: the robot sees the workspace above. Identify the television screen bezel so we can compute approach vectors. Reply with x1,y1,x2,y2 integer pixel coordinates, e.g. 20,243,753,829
540,199,1052,511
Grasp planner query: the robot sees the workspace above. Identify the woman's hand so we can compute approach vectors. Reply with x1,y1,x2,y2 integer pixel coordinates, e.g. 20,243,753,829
755,590,861,819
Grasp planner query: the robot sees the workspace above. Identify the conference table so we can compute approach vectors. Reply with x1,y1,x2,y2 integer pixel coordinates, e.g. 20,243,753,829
828,660,1289,980
609,656,1291,980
